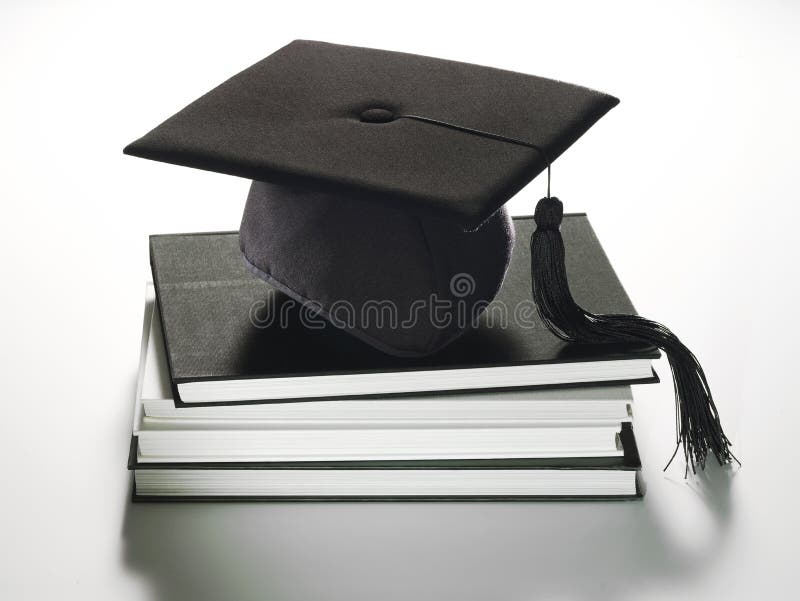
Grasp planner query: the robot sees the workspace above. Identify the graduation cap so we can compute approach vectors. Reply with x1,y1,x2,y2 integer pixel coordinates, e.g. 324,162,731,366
125,40,734,472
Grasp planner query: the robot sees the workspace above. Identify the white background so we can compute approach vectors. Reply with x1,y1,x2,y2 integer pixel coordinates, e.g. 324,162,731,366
1,1,798,599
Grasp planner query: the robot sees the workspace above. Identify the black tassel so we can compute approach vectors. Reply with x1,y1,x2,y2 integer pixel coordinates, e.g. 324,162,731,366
531,196,736,474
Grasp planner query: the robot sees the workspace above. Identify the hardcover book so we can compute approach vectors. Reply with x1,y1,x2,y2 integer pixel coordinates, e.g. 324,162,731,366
150,215,659,405
129,423,642,500
139,294,635,422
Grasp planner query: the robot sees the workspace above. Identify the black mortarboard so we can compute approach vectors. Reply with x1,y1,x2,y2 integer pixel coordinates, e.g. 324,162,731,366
124,40,617,230
125,40,734,471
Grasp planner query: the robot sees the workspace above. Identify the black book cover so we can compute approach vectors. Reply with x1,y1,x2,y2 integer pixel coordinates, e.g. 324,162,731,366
150,215,659,403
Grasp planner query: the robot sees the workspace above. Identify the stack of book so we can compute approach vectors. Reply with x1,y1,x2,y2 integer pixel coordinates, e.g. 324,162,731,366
128,215,659,500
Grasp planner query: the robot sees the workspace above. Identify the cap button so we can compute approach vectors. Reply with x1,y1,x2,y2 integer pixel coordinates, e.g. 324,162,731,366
360,108,395,123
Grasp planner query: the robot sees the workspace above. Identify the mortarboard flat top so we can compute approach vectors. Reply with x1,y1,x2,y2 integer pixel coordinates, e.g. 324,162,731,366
124,40,618,229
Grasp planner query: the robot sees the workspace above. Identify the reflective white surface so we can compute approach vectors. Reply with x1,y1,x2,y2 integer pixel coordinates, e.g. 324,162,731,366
0,1,797,599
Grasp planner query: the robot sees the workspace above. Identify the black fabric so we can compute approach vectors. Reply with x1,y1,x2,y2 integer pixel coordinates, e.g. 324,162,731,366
124,40,619,229
240,181,514,356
